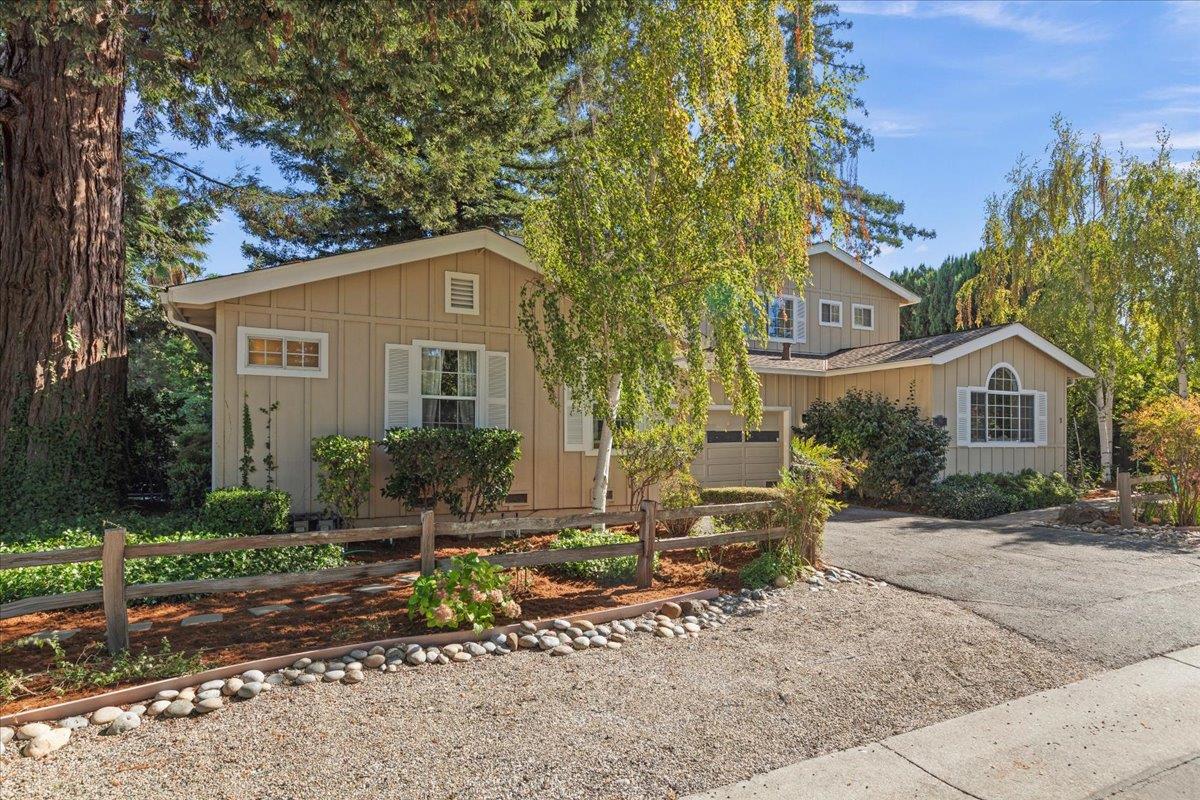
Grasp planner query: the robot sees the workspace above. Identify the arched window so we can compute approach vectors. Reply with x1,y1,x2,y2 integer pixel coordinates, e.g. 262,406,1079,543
969,364,1035,443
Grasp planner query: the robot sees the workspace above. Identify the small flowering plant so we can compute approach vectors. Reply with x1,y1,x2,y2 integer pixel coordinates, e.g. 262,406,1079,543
407,553,522,632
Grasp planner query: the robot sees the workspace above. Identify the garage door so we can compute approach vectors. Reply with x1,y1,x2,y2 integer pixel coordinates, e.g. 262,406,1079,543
691,410,784,487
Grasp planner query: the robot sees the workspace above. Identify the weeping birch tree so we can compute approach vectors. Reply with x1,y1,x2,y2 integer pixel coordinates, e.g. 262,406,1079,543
959,118,1132,482
1121,139,1200,398
520,0,860,511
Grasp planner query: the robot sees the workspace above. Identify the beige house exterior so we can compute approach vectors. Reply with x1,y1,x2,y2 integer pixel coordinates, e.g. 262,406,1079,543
165,229,1093,520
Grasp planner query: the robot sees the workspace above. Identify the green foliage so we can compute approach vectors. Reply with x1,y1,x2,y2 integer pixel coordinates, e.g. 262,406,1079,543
548,528,652,584
801,389,948,502
0,511,343,604
700,485,784,531
311,435,374,525
617,424,703,510
21,637,204,694
519,2,918,510
920,470,1077,521
407,554,519,633
258,401,279,489
776,437,860,564
1126,395,1200,525
201,487,291,536
739,548,803,589
239,394,255,488
660,472,702,538
892,252,980,339
381,427,521,520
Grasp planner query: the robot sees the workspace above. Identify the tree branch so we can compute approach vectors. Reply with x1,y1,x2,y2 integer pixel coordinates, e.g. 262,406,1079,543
129,146,242,190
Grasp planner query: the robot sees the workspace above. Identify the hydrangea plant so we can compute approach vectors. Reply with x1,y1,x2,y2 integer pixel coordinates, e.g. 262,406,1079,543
408,554,521,633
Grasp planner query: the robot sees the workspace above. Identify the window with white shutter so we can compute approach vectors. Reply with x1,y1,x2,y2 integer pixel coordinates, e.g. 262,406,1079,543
484,351,509,428
1035,391,1048,445
445,271,480,315
957,364,1047,447
384,344,413,429
563,387,593,452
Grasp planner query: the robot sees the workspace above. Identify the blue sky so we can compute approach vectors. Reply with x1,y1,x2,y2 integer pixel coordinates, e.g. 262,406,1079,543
190,0,1200,279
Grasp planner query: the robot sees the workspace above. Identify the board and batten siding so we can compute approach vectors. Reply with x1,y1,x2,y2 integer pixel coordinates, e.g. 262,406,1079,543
749,252,905,356
213,249,631,518
932,337,1069,475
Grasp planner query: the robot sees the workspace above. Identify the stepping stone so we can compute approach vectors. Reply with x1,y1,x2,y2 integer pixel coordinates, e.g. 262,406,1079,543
129,621,152,633
180,613,223,627
354,584,394,595
248,604,291,617
26,629,78,642
306,593,350,605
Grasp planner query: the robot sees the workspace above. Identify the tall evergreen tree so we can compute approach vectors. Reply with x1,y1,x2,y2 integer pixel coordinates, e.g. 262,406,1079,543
782,2,933,257
893,252,980,339
1,2,596,506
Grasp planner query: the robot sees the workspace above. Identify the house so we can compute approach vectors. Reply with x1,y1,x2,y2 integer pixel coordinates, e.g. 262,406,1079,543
163,228,1094,519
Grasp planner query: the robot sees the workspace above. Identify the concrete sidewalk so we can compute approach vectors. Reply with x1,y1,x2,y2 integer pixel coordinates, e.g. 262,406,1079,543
687,646,1200,800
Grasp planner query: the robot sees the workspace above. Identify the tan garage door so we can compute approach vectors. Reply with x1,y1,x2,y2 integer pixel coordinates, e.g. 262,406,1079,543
692,410,784,487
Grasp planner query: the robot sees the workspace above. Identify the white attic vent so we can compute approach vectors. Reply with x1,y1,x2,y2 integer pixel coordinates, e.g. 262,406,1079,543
445,271,480,315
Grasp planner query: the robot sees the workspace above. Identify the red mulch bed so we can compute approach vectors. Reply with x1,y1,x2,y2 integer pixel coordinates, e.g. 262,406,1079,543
1,534,759,715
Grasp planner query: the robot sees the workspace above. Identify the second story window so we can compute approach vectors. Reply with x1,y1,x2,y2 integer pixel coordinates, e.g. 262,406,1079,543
819,299,843,327
766,295,805,342
852,303,875,331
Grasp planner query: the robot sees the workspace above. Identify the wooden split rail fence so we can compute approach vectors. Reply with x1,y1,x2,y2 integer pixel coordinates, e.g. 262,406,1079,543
1116,471,1169,528
0,500,781,654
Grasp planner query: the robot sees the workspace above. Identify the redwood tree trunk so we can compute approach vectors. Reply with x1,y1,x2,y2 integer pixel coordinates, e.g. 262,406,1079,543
0,11,127,498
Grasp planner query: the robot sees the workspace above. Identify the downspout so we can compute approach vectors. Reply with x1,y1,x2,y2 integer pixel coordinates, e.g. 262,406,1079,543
160,291,219,490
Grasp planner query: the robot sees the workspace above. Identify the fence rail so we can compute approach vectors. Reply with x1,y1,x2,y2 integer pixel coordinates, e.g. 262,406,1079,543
0,500,781,652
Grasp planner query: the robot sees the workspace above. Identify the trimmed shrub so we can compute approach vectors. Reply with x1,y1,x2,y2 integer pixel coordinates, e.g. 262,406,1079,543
201,487,291,535
699,486,782,531
548,527,654,584
0,512,344,604
801,389,948,502
660,472,702,538
311,434,373,524
920,470,1076,520
382,427,522,520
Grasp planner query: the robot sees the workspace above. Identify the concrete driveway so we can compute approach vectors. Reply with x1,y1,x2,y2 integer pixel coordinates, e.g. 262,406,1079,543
825,507,1200,667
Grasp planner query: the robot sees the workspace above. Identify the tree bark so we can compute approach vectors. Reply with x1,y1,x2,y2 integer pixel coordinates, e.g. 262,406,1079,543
590,374,623,514
0,11,127,488
1095,377,1114,484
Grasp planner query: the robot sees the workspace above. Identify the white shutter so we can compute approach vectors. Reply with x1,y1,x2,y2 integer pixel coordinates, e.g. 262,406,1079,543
1034,391,1049,445
794,298,807,343
563,387,591,452
484,351,509,428
384,344,414,429
956,387,972,446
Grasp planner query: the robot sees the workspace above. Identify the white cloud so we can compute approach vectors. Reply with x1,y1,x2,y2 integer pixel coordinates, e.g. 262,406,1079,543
1098,122,1200,151
839,0,1110,45
868,109,927,139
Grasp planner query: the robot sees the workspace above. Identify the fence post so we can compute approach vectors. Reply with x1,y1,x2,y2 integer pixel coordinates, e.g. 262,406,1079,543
637,500,657,589
102,527,129,654
420,510,436,576
1118,471,1134,528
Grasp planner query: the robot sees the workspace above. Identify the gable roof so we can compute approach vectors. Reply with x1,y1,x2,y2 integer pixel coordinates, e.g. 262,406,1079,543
750,323,1095,378
167,228,535,306
807,242,922,306
166,228,920,308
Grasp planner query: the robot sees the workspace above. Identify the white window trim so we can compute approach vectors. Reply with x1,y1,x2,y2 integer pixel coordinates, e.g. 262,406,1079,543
444,271,480,315
851,303,875,331
818,299,843,327
767,294,805,343
236,326,328,378
413,339,487,428
961,363,1043,448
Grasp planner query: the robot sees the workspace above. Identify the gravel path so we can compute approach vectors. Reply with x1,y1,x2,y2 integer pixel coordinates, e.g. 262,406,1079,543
1,584,1093,800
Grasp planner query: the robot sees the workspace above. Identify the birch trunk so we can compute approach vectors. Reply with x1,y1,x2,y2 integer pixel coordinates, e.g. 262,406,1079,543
1095,377,1114,484
590,374,623,513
